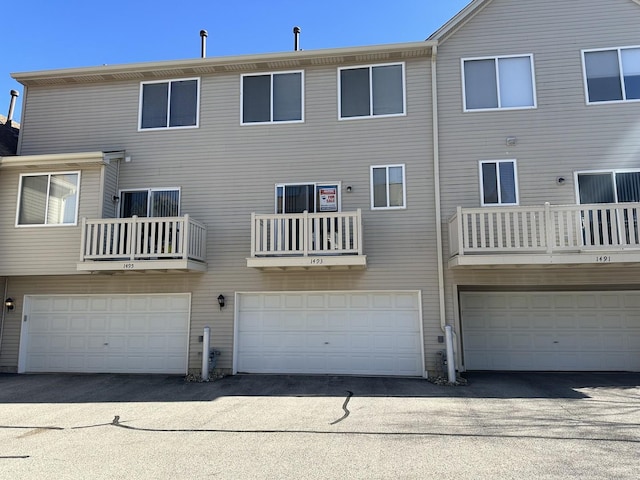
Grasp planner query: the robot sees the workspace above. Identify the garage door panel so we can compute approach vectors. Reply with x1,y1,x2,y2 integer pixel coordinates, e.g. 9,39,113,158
21,294,190,374
462,291,640,371
237,292,422,376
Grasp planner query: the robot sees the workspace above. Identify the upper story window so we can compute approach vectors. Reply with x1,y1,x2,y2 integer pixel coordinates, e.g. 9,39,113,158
16,172,80,226
370,164,406,209
139,78,199,130
462,55,536,111
577,170,640,204
119,188,180,217
242,72,303,124
582,46,640,104
480,160,518,206
339,63,406,119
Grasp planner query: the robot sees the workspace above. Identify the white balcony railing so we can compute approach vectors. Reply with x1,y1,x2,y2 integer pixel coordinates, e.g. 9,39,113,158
449,202,640,257
250,209,363,257
80,215,206,263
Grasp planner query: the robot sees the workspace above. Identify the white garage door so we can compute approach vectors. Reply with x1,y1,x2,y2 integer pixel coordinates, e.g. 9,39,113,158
461,291,640,371
19,294,191,374
236,291,424,376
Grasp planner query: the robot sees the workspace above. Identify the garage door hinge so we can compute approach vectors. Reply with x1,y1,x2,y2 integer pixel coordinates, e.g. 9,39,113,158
23,315,27,322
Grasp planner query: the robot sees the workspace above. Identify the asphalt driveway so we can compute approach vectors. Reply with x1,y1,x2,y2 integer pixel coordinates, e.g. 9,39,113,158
1,372,639,479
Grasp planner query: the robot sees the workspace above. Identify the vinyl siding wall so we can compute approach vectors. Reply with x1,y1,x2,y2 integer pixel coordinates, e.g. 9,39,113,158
2,57,443,373
436,0,640,353
0,166,102,275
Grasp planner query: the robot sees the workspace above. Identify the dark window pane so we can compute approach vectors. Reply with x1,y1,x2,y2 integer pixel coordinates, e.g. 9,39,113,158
482,163,499,204
121,191,149,217
372,167,387,207
578,173,615,204
169,80,198,127
621,48,640,100
464,59,498,109
283,184,314,213
273,73,302,121
499,162,516,204
141,83,169,128
19,175,48,225
341,68,370,117
585,51,623,102
243,75,271,123
616,172,640,202
372,65,403,115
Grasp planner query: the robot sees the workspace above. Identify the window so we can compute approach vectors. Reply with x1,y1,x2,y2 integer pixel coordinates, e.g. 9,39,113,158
480,160,518,206
119,188,180,218
577,170,640,204
275,183,339,213
339,63,405,119
139,78,199,130
17,172,80,226
242,72,303,124
583,46,640,103
462,55,536,111
370,165,406,209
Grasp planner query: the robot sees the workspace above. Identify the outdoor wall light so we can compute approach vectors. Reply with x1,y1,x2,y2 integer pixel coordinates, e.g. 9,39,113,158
346,185,353,193
217,294,225,310
4,298,15,311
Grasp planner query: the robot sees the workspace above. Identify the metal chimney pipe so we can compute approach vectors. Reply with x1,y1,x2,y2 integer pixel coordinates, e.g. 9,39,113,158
7,90,19,122
200,30,208,58
293,26,301,51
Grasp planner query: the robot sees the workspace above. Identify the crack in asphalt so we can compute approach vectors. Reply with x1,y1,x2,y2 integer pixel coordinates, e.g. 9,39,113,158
2,418,638,443
329,390,353,425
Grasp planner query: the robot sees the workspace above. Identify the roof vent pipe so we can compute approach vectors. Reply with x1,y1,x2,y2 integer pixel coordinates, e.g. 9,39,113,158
200,30,208,58
7,90,19,122
293,26,301,51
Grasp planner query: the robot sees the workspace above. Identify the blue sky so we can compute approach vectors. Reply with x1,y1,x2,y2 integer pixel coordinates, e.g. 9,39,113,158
2,0,471,122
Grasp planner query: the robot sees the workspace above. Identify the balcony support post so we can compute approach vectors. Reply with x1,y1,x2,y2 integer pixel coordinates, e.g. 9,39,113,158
544,202,553,254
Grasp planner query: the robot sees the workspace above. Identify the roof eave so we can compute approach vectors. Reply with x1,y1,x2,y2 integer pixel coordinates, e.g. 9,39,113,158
12,41,436,87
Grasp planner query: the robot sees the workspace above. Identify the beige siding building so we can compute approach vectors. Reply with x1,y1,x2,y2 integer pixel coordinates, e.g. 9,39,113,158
1,43,445,377
433,0,640,371
1,0,639,378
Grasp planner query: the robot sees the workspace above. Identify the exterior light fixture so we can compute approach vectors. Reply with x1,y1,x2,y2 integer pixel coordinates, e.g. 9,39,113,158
217,294,225,310
4,298,15,311
346,185,353,193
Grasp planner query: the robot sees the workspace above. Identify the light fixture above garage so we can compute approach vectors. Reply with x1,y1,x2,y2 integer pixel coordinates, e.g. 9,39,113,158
217,294,225,310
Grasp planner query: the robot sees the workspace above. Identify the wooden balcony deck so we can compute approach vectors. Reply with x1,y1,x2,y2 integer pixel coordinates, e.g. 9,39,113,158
246,209,367,270
448,202,640,267
77,215,207,272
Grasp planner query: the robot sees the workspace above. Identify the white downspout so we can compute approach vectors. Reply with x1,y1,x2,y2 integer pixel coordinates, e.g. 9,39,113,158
201,326,211,381
0,278,7,354
431,45,457,384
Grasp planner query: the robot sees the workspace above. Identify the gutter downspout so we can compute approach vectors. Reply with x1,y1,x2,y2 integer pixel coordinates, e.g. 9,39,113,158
431,45,456,384
0,278,8,354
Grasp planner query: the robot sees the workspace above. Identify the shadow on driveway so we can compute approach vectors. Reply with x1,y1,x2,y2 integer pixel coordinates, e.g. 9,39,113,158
0,371,638,404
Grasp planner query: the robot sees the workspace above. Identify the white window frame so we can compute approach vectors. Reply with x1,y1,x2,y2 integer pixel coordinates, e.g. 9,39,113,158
479,160,519,206
461,54,537,112
138,78,200,131
338,62,407,120
241,71,305,125
581,45,640,105
370,164,407,210
574,168,640,204
274,182,341,213
15,171,81,227
118,187,181,218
